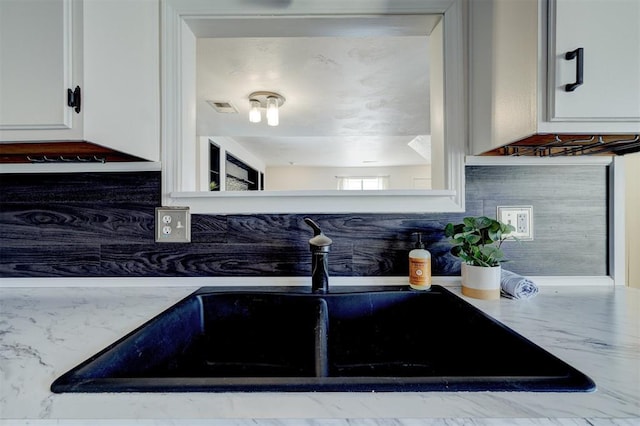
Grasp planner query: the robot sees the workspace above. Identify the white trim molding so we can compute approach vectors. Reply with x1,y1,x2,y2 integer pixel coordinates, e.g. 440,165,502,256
610,156,626,286
160,0,467,214
171,189,459,215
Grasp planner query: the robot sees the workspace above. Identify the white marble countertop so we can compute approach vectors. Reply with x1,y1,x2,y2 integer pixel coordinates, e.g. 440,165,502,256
1,278,639,425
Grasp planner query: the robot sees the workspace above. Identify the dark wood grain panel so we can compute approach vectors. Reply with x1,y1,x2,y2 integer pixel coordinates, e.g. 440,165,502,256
224,207,483,245
0,203,156,245
0,172,160,204
190,215,228,243
351,240,407,276
499,236,608,276
352,238,460,276
466,166,606,201
0,166,610,279
99,243,353,277
476,165,607,276
0,244,100,277
226,214,314,245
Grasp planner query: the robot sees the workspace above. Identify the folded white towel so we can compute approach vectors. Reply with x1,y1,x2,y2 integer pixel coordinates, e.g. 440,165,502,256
500,269,539,300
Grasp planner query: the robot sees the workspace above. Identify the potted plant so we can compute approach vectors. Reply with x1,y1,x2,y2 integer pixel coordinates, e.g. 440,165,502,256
444,216,515,300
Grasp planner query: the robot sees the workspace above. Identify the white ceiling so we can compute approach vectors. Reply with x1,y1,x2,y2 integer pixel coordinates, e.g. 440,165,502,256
192,16,439,167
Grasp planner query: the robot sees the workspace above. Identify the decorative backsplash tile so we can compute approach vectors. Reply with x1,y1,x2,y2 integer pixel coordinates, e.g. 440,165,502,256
0,166,607,278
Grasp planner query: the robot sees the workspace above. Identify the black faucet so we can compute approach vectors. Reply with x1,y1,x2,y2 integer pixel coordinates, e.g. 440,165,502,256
304,218,332,293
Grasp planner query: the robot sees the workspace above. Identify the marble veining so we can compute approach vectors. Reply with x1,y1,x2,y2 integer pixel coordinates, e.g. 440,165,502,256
1,419,638,426
0,281,638,425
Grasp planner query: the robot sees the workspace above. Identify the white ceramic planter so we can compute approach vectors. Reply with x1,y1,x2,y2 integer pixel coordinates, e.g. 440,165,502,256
461,263,501,300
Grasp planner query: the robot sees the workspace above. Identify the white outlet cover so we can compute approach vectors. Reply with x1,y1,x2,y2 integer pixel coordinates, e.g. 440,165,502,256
497,206,533,241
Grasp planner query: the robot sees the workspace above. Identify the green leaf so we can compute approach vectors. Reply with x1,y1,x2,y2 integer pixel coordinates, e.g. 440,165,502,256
481,246,502,258
465,234,481,244
444,216,514,265
475,216,492,229
444,223,455,237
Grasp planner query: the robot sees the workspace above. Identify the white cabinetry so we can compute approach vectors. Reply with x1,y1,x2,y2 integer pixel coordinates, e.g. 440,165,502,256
0,0,83,139
82,0,159,162
543,0,640,130
470,0,640,155
469,0,538,155
0,0,160,162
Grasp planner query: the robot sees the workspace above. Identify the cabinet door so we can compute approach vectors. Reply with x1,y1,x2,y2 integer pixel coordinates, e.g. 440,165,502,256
82,0,160,162
0,0,82,137
548,0,640,121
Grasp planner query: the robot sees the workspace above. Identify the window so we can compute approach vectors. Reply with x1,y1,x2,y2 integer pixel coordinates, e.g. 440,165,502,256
337,176,389,191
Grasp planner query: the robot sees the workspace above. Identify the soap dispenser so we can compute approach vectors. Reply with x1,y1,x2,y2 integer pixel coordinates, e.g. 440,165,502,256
409,232,431,290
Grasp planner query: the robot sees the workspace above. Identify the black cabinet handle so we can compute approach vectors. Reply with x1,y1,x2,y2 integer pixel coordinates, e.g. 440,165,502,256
564,48,584,92
67,86,81,113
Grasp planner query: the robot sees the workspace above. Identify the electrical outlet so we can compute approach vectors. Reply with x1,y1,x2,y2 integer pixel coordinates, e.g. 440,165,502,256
155,207,191,243
497,206,533,240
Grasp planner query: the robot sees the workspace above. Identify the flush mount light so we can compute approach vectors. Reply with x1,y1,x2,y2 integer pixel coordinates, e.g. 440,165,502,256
248,91,285,127
249,99,261,123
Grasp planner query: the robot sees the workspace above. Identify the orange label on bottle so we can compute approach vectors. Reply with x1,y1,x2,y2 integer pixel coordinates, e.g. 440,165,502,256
409,258,431,286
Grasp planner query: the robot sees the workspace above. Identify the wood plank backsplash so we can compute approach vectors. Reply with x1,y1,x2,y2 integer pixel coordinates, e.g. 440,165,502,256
0,166,608,278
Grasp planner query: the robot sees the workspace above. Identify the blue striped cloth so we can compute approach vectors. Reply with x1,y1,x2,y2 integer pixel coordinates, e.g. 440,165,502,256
501,269,539,299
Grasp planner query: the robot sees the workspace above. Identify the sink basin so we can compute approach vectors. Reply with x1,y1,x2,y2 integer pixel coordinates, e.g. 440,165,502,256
51,285,595,393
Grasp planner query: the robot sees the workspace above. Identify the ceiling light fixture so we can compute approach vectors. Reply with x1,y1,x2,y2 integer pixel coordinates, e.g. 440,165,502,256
248,91,285,127
266,96,279,126
249,99,261,123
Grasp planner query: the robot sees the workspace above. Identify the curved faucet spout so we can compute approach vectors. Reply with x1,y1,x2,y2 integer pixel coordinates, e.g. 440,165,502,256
304,218,322,236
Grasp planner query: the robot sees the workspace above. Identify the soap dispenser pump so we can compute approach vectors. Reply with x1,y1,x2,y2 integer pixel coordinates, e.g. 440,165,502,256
409,232,431,290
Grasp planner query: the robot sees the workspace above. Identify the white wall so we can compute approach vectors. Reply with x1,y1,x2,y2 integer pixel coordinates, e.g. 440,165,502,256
265,165,431,190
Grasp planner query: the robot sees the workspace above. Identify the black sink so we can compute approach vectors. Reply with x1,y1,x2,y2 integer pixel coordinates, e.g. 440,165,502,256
51,285,595,393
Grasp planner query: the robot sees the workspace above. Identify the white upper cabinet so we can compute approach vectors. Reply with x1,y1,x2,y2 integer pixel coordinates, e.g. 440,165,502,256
0,0,83,139
468,0,538,155
82,0,159,162
0,0,160,162
544,0,640,128
470,0,640,155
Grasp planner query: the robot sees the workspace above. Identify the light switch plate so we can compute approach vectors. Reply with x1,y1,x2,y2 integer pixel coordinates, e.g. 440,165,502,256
155,207,191,243
497,206,533,240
